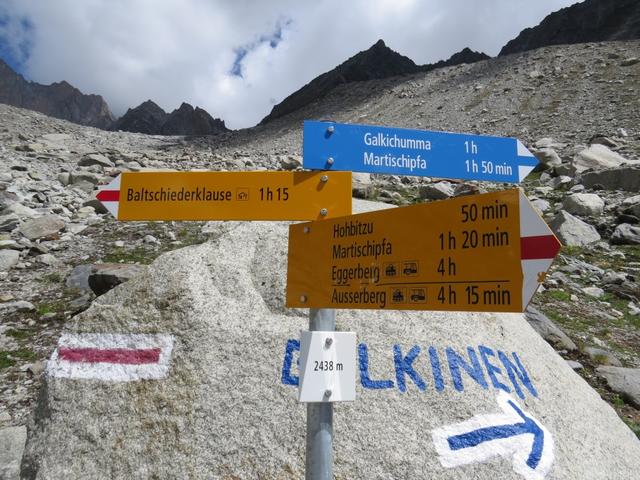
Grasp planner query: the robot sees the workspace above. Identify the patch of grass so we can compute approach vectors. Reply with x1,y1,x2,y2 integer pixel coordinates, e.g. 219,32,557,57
38,272,62,284
612,394,626,407
592,353,609,365
102,246,155,265
561,245,584,257
546,290,572,302
11,348,36,361
598,327,611,338
173,227,205,247
623,419,640,440
600,293,640,328
0,348,36,368
0,351,15,369
37,304,54,315
31,300,68,318
5,328,35,340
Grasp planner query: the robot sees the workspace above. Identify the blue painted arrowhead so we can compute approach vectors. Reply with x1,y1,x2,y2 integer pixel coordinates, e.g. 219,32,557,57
447,399,544,469
303,120,539,183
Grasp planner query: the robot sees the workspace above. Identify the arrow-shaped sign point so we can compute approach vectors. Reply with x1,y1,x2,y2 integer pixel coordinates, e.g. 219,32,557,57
516,140,538,183
432,391,554,479
519,190,562,310
303,121,541,183
95,175,122,219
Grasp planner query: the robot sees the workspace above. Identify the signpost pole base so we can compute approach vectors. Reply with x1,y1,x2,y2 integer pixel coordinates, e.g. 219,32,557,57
306,308,335,480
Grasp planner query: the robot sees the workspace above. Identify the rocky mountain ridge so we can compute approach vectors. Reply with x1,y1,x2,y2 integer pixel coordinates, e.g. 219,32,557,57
500,0,640,56
260,40,489,125
0,59,114,129
112,100,229,136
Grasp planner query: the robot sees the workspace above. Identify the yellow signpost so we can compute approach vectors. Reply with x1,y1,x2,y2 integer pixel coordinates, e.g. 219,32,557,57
96,171,352,221
287,189,561,313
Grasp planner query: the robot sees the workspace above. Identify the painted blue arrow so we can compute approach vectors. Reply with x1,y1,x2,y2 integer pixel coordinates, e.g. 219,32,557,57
447,399,544,470
303,120,539,183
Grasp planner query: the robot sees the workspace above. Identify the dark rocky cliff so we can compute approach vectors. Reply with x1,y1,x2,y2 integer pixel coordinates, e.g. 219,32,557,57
112,100,228,135
111,100,167,135
260,40,421,124
421,47,490,72
0,59,114,129
161,103,228,136
260,40,489,125
499,0,640,56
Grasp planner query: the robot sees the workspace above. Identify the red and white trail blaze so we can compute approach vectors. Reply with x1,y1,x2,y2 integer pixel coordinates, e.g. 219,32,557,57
519,190,562,310
95,175,121,218
47,333,174,381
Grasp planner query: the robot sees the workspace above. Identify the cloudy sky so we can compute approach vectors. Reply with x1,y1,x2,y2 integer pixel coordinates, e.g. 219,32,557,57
0,0,578,129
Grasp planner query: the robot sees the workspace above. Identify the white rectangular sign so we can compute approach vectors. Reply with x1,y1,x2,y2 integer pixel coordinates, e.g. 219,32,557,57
298,330,356,402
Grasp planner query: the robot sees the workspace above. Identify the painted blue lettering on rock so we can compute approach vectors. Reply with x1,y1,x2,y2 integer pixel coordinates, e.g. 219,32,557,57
446,346,488,392
479,345,510,393
281,339,300,386
279,340,538,400
358,343,394,389
498,350,538,399
394,345,426,392
428,346,445,392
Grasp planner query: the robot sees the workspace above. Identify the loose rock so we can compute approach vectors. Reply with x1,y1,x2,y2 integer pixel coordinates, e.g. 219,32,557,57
549,211,601,246
18,215,65,240
0,250,20,271
562,193,605,216
88,263,146,296
524,306,577,350
611,224,640,245
596,366,640,408
584,346,622,367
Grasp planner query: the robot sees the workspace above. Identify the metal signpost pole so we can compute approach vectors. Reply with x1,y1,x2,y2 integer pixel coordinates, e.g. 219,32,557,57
306,308,335,480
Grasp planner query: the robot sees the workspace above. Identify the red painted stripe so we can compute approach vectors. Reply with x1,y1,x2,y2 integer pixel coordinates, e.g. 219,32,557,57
96,189,120,202
520,235,561,260
58,347,161,365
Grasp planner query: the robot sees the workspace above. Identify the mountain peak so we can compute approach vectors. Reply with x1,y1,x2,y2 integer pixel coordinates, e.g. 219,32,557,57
0,59,114,128
113,100,227,136
260,39,419,124
499,0,640,56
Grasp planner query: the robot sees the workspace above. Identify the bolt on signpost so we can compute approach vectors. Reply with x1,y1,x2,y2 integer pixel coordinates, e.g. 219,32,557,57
294,120,556,479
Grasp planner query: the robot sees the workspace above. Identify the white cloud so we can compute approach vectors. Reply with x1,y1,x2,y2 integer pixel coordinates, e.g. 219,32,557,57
1,0,577,128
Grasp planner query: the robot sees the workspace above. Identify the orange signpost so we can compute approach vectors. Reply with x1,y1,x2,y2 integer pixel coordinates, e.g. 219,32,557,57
96,171,352,221
287,189,561,313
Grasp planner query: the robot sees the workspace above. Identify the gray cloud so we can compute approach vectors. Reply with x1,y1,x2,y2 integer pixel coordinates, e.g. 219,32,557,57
1,0,577,128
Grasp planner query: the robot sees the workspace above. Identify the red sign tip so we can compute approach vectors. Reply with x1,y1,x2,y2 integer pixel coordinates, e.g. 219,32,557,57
96,190,119,202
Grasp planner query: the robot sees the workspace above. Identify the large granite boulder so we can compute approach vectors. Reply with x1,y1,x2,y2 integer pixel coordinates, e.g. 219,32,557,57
22,200,640,479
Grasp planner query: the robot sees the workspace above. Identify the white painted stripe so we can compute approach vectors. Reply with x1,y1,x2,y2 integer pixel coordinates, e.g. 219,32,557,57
101,200,119,219
47,333,174,382
518,165,535,182
97,175,121,219
519,190,553,238
517,139,534,157
521,258,554,310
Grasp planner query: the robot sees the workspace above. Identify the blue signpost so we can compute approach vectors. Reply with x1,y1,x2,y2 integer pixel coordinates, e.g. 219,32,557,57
303,120,539,183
